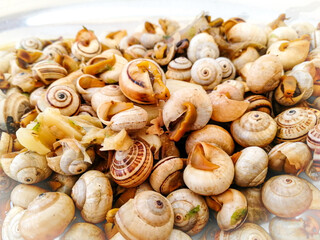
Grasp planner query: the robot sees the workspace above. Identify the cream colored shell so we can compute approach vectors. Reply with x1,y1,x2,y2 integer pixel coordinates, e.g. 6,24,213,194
10,184,47,209
2,206,26,240
62,223,105,240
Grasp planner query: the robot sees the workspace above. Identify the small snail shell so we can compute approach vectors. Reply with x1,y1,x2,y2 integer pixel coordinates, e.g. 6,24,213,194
291,22,315,37
62,222,105,240
190,58,222,90
244,95,272,115
75,74,105,103
288,69,314,100
206,189,247,231
232,46,260,73
216,57,236,81
267,26,298,47
307,47,320,61
241,188,270,224
18,37,43,51
36,84,81,116
183,142,234,196
233,146,268,187
262,175,312,218
71,170,113,223
151,42,175,66
167,188,209,235
168,229,192,240
119,36,140,50
246,55,283,94
29,86,46,107
124,44,147,60
139,24,165,49
46,138,95,176
91,85,127,111
215,80,245,101
165,57,192,81
42,41,69,60
0,132,13,157
268,142,312,174
110,140,153,188
32,60,68,85
1,151,52,184
307,123,320,150
231,111,277,147
71,39,102,62
2,206,26,240
185,124,235,155
149,156,185,195
19,192,75,240
11,72,38,93
115,191,174,240
274,107,318,143
48,173,78,196
215,223,272,240
187,33,219,63
10,184,47,209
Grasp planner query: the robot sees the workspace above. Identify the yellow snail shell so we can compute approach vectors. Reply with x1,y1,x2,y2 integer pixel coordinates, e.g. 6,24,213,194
71,170,113,223
231,111,277,147
62,222,105,240
75,74,105,104
2,206,26,240
32,60,68,85
19,192,75,240
165,57,192,81
261,174,312,218
115,191,174,240
10,184,47,209
216,57,236,81
110,140,153,188
167,188,209,236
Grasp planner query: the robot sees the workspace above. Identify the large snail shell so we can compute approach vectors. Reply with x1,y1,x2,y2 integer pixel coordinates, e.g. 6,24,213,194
183,142,234,196
46,138,95,176
149,156,185,195
32,60,68,85
91,85,127,111
115,191,174,240
261,175,312,218
110,140,153,188
215,223,272,240
62,222,105,240
167,188,209,236
187,33,220,63
71,170,113,223
163,88,212,131
234,146,268,187
2,206,26,240
231,111,277,147
185,124,235,155
1,151,52,184
18,37,43,51
37,84,81,116
10,184,47,209
267,26,298,47
268,142,312,174
190,58,222,90
216,57,236,81
165,57,192,81
274,107,318,143
71,39,102,61
244,95,272,115
19,192,75,240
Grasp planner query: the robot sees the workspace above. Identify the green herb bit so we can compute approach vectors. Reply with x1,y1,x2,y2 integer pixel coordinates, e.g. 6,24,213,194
184,205,200,220
230,208,247,226
32,122,40,132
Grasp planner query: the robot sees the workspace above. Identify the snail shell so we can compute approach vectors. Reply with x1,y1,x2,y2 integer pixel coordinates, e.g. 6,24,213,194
185,124,235,155
32,60,68,85
42,41,69,60
62,222,105,240
291,22,315,37
190,58,222,90
165,57,192,81
71,39,102,61
124,44,147,60
267,26,298,47
19,192,75,240
115,191,174,240
151,42,175,66
307,123,320,150
48,173,78,196
1,151,52,184
231,111,277,147
288,69,314,100
215,223,272,240
36,84,81,116
231,46,260,73
0,132,13,157
0,166,16,200
11,71,38,93
71,170,113,223
167,188,209,236
187,32,219,63
75,74,105,104
29,86,46,107
18,37,43,51
274,107,318,143
2,206,26,240
168,229,192,240
46,138,95,176
233,146,268,187
268,142,312,174
149,156,185,195
261,175,312,218
10,184,47,209
215,80,245,101
216,57,236,81
244,95,272,115
110,140,153,188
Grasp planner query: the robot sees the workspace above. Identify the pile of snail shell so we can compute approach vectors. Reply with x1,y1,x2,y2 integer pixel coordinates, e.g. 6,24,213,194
1,12,320,240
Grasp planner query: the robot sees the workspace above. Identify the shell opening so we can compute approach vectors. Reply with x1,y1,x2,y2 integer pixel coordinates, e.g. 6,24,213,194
188,143,220,171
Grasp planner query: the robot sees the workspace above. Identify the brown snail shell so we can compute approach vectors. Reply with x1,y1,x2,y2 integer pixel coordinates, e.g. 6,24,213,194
167,188,209,236
71,170,113,223
149,156,185,195
165,57,192,81
62,222,105,240
2,206,26,240
216,57,236,81
32,60,68,85
261,174,312,218
19,192,75,240
274,107,318,143
115,190,174,240
10,184,47,209
110,140,153,188
231,111,277,147
244,95,272,115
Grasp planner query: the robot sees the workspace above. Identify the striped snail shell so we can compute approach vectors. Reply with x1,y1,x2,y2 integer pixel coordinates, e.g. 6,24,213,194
165,57,192,81
37,84,81,116
274,107,318,143
244,95,272,115
124,44,147,60
306,123,320,181
18,37,43,51
307,123,320,150
110,140,153,188
216,57,236,81
149,156,185,195
71,39,102,62
32,60,68,85
42,42,69,60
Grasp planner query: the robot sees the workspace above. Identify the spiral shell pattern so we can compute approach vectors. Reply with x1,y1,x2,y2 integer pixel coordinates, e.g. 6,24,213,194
110,140,153,188
32,61,68,85
274,107,318,143
71,39,102,61
42,42,69,60
165,57,192,81
244,95,272,115
307,123,320,150
216,57,236,81
19,37,43,51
